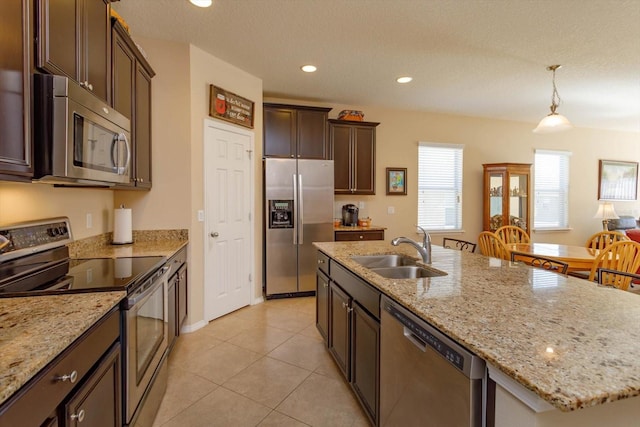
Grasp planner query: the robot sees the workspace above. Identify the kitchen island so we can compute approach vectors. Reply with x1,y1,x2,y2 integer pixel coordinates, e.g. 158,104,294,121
314,241,640,426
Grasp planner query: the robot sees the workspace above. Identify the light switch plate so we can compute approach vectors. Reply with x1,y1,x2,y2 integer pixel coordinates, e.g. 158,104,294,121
387,206,395,214
86,213,93,229
197,210,205,222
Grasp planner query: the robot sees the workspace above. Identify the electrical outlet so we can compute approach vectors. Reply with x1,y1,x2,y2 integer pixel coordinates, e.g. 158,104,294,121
86,213,93,229
387,206,395,214
358,201,365,209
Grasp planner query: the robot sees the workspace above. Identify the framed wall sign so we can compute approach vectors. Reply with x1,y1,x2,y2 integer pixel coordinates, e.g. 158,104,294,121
386,167,407,195
209,85,254,128
598,159,638,201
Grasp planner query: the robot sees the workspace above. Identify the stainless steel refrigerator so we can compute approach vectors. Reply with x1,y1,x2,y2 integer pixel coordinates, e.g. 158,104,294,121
264,158,334,297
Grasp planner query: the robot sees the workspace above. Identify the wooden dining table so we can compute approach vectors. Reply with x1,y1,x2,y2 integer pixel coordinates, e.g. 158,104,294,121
506,243,600,273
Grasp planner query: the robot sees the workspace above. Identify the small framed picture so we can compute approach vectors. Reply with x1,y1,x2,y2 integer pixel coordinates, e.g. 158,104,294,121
386,168,407,195
598,159,638,201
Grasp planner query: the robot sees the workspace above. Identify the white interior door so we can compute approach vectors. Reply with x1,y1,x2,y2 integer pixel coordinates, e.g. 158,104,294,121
204,119,254,321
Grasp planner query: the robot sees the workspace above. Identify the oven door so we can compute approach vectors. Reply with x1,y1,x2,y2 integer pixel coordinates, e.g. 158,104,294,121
123,266,170,423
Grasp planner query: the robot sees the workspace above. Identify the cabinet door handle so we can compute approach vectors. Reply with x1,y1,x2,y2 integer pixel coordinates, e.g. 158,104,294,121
323,282,328,288
70,409,85,422
55,370,78,383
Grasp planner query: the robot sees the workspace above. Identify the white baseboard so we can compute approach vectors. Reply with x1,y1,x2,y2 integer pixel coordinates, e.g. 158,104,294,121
252,296,265,305
180,319,207,334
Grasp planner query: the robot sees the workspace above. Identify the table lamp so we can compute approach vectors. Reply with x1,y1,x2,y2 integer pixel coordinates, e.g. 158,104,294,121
593,202,619,230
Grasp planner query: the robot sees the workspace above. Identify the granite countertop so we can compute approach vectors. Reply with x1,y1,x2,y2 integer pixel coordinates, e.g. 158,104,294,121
68,230,188,259
314,241,640,412
0,292,126,406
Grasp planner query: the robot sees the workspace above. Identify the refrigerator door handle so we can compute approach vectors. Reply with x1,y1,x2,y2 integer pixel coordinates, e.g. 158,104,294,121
292,173,298,245
298,173,304,245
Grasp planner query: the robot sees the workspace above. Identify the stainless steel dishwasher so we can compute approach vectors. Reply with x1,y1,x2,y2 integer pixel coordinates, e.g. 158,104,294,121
380,296,486,427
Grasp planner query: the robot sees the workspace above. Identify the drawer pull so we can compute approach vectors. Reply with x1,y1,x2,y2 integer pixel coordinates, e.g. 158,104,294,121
56,370,78,383
70,409,85,422
359,235,364,239
318,259,325,264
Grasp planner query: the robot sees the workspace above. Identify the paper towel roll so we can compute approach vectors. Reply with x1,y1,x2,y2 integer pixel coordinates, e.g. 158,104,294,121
113,208,133,244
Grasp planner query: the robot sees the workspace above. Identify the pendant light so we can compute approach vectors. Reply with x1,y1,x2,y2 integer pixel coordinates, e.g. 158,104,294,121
532,65,572,133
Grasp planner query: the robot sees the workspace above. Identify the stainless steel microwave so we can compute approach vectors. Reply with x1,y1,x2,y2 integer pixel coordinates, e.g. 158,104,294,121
33,74,131,186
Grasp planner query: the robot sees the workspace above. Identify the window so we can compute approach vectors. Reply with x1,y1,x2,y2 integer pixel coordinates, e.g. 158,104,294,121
534,149,571,229
418,142,464,230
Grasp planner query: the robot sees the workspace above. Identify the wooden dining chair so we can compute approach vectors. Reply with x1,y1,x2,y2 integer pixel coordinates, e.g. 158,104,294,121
585,231,629,250
510,251,569,274
442,237,477,253
597,268,640,292
587,240,640,284
478,231,510,260
495,225,530,244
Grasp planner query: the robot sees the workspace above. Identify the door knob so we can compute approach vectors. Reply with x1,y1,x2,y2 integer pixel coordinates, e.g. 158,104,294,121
210,232,219,238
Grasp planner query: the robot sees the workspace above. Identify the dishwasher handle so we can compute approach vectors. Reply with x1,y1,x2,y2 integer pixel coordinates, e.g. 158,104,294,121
403,326,428,352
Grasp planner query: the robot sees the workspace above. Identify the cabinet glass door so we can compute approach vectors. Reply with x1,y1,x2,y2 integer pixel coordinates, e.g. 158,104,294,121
489,173,504,231
509,174,528,231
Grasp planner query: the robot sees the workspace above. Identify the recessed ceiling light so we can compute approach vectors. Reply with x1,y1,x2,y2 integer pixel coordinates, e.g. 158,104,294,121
189,0,212,7
301,65,317,73
396,76,413,83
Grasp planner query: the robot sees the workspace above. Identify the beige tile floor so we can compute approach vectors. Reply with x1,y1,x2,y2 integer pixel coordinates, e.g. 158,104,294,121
153,297,370,427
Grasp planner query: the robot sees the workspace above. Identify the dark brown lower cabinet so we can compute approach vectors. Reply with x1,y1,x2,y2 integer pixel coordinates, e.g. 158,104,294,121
328,282,351,378
316,270,330,341
63,342,121,427
320,252,380,426
351,302,380,424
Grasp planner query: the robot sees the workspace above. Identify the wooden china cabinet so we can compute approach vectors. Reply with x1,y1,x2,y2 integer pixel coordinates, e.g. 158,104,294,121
482,163,531,232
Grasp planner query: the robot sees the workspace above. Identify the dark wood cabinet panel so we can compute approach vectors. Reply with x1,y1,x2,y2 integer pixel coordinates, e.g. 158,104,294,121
351,302,380,426
329,119,379,195
329,282,351,379
134,64,152,188
177,265,188,330
334,230,384,241
0,0,32,180
263,103,331,159
331,124,352,192
111,20,155,190
63,342,121,427
316,269,330,342
36,0,110,103
84,0,110,102
263,106,295,157
297,109,329,159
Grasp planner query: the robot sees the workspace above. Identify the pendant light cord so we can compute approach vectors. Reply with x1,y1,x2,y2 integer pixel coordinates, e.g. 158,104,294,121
548,65,562,114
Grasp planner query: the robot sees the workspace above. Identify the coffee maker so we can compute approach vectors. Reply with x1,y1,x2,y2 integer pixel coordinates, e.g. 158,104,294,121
342,204,359,226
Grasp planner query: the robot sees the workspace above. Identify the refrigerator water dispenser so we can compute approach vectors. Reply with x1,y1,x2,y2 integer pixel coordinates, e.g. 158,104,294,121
269,200,294,228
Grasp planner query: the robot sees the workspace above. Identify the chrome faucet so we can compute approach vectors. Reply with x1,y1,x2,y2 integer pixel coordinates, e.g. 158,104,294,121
391,226,432,264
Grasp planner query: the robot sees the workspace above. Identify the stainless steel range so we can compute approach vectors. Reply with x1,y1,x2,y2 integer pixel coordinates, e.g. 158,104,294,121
0,217,170,427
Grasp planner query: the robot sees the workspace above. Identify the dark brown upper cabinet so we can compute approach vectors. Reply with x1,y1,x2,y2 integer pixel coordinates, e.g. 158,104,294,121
0,0,33,181
111,19,155,190
36,0,111,103
329,119,379,195
263,103,331,159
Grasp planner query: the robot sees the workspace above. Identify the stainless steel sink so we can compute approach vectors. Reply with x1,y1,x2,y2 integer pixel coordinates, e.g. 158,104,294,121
351,254,417,268
370,266,448,279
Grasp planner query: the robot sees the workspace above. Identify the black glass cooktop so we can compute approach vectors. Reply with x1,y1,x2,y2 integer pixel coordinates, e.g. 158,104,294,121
67,256,166,292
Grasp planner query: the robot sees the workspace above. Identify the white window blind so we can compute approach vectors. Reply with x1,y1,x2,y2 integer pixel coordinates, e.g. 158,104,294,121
418,142,463,230
534,149,571,229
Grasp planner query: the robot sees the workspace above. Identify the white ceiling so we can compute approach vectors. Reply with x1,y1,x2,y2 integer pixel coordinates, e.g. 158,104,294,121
113,0,640,132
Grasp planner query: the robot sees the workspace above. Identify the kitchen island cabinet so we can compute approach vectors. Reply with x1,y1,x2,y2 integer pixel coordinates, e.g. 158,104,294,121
317,252,381,426
314,241,640,426
263,103,332,159
0,0,32,182
329,119,379,195
36,0,111,103
0,292,125,427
